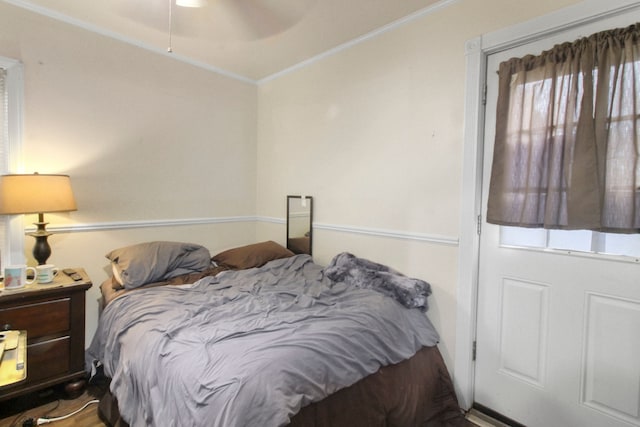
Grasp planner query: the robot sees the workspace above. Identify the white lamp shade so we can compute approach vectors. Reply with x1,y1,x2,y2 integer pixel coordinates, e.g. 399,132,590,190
0,174,77,215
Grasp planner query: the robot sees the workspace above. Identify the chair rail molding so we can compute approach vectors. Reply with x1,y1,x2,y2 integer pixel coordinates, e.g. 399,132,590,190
31,216,459,246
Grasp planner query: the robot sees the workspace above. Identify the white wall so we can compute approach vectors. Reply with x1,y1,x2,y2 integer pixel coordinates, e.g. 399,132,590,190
256,0,580,370
0,0,588,375
0,2,259,344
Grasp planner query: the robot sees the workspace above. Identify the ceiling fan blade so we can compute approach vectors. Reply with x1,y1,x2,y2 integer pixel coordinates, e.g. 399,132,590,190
214,0,317,40
176,0,208,7
113,0,317,43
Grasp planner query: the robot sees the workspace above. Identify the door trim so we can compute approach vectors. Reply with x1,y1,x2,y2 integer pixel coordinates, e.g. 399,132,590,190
455,0,640,410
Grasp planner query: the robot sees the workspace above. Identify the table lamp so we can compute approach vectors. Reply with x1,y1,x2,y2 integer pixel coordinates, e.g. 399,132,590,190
0,173,77,265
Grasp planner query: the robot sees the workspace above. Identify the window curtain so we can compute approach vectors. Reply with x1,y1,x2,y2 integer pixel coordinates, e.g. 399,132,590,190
487,23,640,233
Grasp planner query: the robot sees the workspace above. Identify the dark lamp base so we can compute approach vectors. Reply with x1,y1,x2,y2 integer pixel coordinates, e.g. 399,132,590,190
29,217,52,265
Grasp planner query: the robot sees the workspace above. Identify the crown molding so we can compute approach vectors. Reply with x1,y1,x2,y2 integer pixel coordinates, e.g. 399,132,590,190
2,0,256,84
258,0,460,84
3,0,459,85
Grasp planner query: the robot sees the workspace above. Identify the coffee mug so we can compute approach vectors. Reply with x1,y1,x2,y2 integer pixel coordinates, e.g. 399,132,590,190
36,264,59,284
3,265,36,289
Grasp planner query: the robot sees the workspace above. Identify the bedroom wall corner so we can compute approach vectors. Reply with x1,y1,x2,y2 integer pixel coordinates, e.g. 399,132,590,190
0,1,260,346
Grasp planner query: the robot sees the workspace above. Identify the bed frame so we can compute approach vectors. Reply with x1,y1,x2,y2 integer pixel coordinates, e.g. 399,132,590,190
97,345,469,427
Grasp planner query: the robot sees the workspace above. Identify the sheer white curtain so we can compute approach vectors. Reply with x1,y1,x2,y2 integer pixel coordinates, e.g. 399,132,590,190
0,57,25,266
0,67,7,268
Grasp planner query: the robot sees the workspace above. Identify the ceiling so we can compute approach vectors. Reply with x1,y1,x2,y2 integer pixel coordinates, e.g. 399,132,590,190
9,0,447,82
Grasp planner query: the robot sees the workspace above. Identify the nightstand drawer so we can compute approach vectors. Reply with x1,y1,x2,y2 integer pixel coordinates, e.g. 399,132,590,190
0,298,70,338
0,270,91,401
27,336,70,382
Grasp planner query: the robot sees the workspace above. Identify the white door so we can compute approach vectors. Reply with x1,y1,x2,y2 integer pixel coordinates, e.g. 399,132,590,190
475,11,640,427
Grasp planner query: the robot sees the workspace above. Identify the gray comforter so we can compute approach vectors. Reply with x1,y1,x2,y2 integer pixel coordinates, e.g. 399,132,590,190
86,254,439,427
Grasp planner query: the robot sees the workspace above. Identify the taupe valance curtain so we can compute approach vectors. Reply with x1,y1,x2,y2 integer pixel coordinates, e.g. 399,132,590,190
487,23,640,233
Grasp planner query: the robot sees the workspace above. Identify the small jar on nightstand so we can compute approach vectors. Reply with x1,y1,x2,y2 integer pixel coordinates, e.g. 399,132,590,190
0,268,92,401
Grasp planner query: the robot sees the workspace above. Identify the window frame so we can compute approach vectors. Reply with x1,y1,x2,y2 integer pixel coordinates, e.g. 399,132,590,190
0,56,26,267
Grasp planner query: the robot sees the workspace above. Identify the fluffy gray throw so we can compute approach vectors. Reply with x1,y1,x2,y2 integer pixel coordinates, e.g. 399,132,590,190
323,252,431,311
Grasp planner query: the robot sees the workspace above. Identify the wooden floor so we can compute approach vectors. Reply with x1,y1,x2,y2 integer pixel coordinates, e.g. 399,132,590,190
466,409,511,427
0,384,107,427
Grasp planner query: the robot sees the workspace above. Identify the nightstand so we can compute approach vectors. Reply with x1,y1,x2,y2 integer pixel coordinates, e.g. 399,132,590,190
0,268,92,401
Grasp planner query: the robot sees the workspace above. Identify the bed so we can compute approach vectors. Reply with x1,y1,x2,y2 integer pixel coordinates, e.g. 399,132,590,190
86,241,470,427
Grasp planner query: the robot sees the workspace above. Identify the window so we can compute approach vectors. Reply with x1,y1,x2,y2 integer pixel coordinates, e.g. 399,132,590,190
501,227,640,259
0,56,24,266
1,65,8,265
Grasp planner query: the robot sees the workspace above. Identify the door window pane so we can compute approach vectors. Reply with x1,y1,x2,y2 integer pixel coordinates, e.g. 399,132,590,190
548,229,592,252
499,225,639,259
603,233,640,258
501,226,547,248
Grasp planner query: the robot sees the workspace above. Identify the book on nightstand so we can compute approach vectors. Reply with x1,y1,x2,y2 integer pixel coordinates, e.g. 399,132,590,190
0,330,26,387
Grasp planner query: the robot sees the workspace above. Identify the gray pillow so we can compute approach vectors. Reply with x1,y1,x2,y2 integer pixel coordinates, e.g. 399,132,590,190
106,241,212,289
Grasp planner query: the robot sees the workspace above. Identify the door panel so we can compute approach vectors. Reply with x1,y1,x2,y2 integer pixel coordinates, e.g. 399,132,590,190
499,278,549,388
582,293,640,424
475,10,640,427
